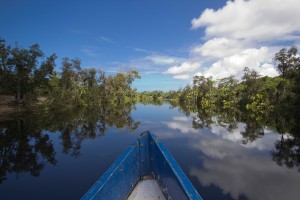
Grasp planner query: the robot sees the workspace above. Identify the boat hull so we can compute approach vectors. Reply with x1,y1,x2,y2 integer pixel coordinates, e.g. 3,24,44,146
81,131,203,200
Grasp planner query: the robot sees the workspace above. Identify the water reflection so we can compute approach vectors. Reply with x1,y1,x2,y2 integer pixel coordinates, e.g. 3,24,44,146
46,103,139,157
0,102,299,200
189,141,300,200
0,103,140,183
178,100,300,172
160,112,300,200
272,134,300,171
0,116,56,183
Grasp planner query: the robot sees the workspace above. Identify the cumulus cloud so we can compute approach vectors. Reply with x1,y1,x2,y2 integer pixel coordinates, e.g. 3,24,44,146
191,37,246,58
178,0,300,81
191,0,300,41
200,47,278,80
140,0,300,82
164,61,201,79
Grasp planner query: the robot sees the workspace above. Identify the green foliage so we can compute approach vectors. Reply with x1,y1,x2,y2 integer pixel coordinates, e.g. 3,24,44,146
1,38,300,172
137,90,176,105
273,46,300,77
0,38,141,113
0,38,55,105
245,93,273,120
172,46,300,171
216,76,240,109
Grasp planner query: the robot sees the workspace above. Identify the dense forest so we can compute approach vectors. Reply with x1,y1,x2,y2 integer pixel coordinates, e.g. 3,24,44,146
2,38,299,119
0,38,142,182
1,38,300,173
0,38,140,111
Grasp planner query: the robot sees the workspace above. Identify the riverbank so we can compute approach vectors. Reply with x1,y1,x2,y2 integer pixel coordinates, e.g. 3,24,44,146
0,95,23,116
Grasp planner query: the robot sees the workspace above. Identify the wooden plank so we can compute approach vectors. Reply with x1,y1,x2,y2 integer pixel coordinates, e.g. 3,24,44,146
81,144,140,200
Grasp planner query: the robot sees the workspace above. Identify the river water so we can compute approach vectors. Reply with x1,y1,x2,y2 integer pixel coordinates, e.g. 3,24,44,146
0,103,299,200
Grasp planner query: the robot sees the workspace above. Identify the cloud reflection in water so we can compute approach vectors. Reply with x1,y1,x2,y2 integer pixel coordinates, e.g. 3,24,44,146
161,115,300,200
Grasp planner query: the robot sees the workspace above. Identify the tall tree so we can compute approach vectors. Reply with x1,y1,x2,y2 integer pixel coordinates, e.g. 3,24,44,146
0,39,56,105
59,57,81,105
273,47,300,77
0,38,12,94
60,57,81,91
8,44,44,104
193,75,216,108
217,76,239,109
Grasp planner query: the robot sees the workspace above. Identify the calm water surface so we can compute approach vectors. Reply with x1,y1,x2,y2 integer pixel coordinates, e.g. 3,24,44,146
0,103,299,200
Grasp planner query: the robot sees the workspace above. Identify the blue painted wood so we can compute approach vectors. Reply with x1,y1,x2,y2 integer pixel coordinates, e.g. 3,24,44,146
139,131,150,178
153,138,203,200
140,131,203,200
81,131,204,200
81,144,140,200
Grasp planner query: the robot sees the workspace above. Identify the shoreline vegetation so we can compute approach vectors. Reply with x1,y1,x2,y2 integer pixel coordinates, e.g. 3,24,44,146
0,38,299,112
0,38,141,114
1,38,300,171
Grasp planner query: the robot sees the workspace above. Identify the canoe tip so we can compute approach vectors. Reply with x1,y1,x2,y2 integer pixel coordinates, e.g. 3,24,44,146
140,130,150,136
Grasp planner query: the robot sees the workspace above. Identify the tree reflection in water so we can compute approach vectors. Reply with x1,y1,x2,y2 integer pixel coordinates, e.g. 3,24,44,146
272,135,300,171
177,99,300,172
0,102,140,183
0,116,56,183
55,103,140,157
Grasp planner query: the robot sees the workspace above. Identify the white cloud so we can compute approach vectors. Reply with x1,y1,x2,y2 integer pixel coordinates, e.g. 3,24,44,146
191,37,246,58
180,0,300,81
127,54,186,78
191,0,300,42
129,0,299,82
164,61,201,75
133,47,149,53
199,47,278,80
173,74,190,80
145,55,184,65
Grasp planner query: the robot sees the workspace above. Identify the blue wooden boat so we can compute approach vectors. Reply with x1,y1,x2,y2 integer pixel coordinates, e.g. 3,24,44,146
81,131,203,200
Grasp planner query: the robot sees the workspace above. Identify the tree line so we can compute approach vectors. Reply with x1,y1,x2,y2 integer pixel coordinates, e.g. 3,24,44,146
0,38,140,112
138,47,300,133
1,38,299,172
136,47,300,171
0,37,143,181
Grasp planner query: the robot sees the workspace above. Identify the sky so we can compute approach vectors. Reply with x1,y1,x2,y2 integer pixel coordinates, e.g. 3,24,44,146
1,0,300,91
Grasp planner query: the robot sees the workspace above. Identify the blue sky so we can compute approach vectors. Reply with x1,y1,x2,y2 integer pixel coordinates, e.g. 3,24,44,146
1,0,300,91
